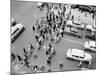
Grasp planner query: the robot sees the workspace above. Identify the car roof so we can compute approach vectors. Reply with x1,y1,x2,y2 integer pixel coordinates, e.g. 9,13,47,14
86,25,92,29
89,41,95,47
71,49,84,57
86,25,95,31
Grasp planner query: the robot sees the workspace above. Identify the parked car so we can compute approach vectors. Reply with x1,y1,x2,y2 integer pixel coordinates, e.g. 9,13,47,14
73,22,85,30
85,32,96,40
84,41,96,52
11,23,25,43
85,25,96,40
65,26,82,38
66,48,92,65
71,5,96,14
86,24,96,32
67,20,85,30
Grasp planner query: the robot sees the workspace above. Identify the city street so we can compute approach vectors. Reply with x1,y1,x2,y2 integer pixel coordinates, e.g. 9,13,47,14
11,1,96,73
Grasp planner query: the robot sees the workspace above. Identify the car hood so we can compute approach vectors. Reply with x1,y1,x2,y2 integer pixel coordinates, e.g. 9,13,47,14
84,53,92,61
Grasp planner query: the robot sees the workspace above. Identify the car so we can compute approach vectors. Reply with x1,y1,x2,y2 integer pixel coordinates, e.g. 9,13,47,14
85,31,96,40
71,5,79,9
66,48,92,64
67,20,85,30
73,22,85,30
85,25,96,40
65,26,82,38
84,41,96,52
86,34,96,40
85,24,96,33
11,23,25,43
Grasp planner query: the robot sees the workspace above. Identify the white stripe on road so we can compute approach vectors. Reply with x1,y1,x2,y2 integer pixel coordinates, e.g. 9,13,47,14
62,38,83,45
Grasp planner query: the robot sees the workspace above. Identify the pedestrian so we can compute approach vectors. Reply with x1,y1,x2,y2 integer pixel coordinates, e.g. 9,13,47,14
47,48,52,55
23,48,27,55
32,25,36,31
49,43,52,48
27,43,34,58
35,33,39,42
48,54,53,60
37,42,41,50
46,49,49,55
40,66,45,72
59,61,64,69
47,58,52,66
16,55,23,61
38,39,42,46
52,49,56,56
20,61,25,67
71,15,74,20
33,65,39,71
88,61,92,68
47,68,51,72
78,61,83,67
42,34,45,40
28,43,33,51
11,52,16,62
23,57,29,68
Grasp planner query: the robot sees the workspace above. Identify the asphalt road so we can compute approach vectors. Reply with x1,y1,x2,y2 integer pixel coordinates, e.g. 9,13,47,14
11,1,96,73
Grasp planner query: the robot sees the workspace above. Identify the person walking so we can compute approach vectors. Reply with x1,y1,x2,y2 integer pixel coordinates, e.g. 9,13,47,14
11,52,16,62
47,58,52,66
40,66,45,72
16,55,23,61
59,61,64,69
47,68,51,72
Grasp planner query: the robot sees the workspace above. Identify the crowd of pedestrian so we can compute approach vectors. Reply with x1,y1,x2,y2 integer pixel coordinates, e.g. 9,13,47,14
11,2,96,73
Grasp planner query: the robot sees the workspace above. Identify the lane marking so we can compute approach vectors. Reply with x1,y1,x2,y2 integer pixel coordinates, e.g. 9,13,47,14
62,38,83,45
